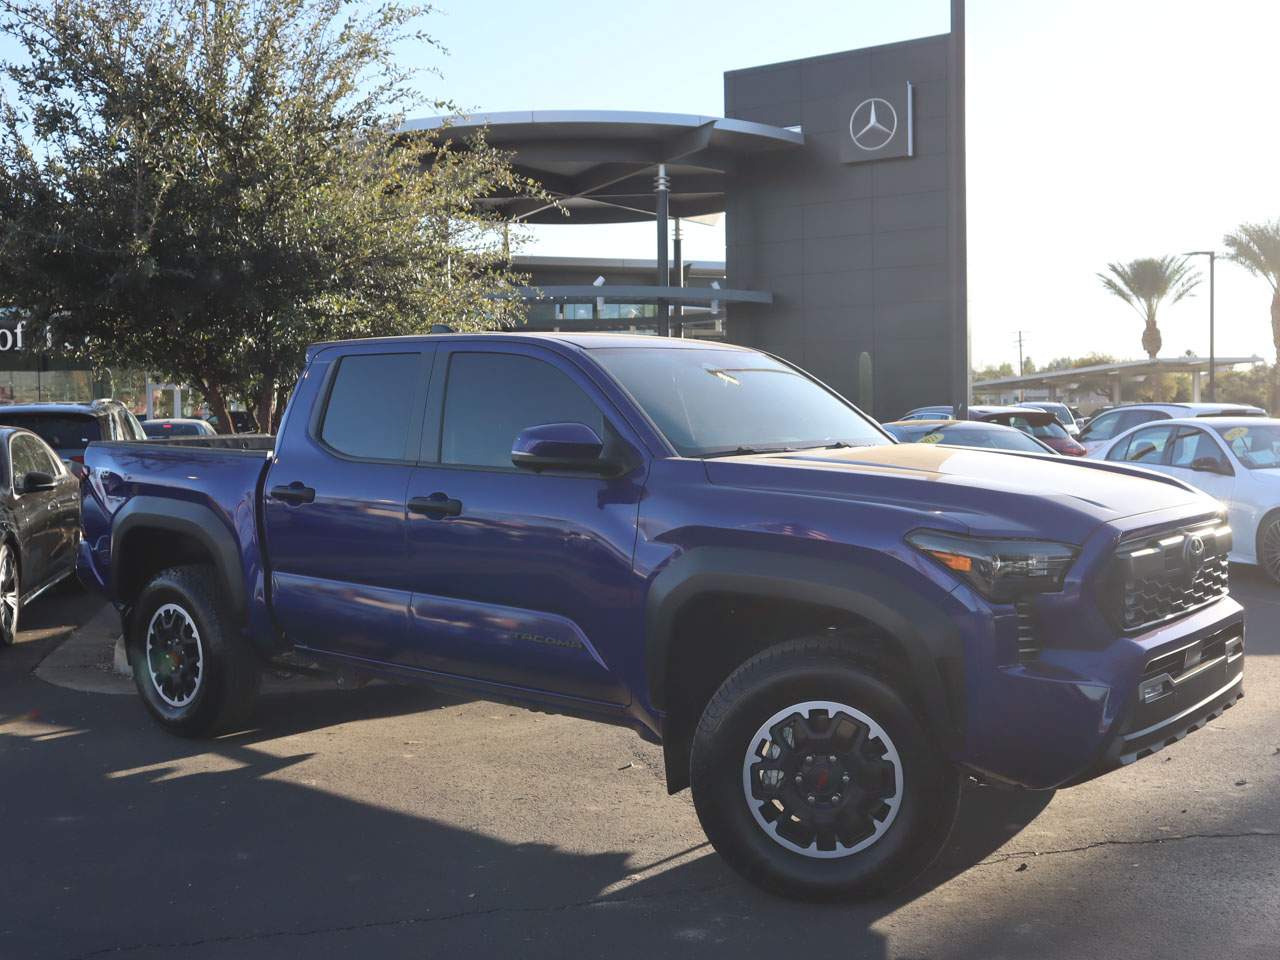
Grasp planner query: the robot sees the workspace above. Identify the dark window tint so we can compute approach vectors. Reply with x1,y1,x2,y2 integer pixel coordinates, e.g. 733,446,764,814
0,413,100,452
320,353,420,460
10,433,56,485
441,353,603,468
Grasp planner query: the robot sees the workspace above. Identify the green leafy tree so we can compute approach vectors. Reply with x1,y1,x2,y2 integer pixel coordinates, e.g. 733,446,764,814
0,0,542,430
1223,219,1280,412
1097,257,1200,360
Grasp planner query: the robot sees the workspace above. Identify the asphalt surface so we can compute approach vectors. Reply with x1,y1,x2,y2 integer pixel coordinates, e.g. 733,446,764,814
2,575,1279,960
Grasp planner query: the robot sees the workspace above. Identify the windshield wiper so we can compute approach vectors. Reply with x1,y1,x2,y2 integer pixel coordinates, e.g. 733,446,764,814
698,445,795,459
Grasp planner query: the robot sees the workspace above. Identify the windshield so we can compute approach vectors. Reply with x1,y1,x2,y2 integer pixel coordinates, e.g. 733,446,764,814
592,347,889,457
1003,415,1068,440
0,412,100,450
904,425,1046,452
1214,423,1280,469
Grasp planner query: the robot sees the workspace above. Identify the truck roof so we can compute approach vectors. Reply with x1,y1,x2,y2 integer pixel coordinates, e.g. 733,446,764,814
306,331,755,361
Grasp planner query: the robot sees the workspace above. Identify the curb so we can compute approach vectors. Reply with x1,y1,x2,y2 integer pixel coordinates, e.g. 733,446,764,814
36,602,337,696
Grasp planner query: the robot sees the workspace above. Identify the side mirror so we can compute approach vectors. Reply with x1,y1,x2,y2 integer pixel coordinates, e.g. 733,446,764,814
21,470,57,493
1191,456,1231,476
512,422,610,473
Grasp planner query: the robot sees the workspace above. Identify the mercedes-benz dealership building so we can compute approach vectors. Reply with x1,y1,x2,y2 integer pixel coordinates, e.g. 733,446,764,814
414,31,965,420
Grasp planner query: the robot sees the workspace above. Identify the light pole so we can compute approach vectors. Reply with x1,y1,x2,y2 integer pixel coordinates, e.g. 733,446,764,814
1183,250,1217,401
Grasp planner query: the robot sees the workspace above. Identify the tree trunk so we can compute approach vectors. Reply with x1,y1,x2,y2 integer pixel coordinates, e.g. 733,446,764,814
1142,320,1162,359
256,377,276,437
1271,289,1280,415
273,383,290,433
203,380,235,435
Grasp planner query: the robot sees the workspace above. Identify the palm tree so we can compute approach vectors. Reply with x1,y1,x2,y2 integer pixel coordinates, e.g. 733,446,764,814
1223,219,1280,411
1097,257,1201,359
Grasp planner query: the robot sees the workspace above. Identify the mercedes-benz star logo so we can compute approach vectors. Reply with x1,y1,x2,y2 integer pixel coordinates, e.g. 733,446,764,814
849,97,898,151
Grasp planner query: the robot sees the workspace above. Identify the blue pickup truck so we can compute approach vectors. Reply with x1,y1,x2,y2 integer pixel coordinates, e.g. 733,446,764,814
78,333,1245,899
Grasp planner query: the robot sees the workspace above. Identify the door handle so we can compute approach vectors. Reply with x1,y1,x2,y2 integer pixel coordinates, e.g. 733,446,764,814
408,493,462,518
270,482,316,505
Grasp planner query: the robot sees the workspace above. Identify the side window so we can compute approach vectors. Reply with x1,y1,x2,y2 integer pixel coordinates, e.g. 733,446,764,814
441,352,604,469
29,437,62,475
10,435,42,486
319,352,422,460
1169,429,1226,470
1117,425,1174,464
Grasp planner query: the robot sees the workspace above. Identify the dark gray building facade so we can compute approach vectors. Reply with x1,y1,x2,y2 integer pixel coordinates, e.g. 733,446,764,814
723,34,956,419
415,33,962,421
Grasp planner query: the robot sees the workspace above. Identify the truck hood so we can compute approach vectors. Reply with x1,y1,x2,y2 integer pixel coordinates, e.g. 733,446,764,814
703,444,1217,542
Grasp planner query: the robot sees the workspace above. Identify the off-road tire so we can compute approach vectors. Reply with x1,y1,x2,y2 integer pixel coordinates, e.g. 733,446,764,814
129,565,260,737
690,636,960,900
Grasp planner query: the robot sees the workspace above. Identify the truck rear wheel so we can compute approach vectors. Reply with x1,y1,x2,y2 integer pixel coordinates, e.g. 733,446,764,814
689,636,959,900
129,565,260,737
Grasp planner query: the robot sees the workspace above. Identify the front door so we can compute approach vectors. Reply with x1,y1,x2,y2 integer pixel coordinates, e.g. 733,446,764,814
8,432,62,589
401,344,646,706
262,347,433,662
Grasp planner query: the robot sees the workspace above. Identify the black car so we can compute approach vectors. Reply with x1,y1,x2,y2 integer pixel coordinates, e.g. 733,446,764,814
0,427,80,645
141,418,217,438
0,399,146,462
203,410,258,434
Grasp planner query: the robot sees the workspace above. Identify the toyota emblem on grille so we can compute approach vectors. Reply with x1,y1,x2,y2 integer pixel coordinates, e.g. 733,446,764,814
1184,535,1207,568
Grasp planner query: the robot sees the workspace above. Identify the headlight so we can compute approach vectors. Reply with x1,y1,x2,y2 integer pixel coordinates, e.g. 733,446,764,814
906,530,1077,602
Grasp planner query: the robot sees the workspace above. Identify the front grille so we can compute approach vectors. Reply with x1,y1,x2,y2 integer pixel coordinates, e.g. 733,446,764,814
1114,518,1231,631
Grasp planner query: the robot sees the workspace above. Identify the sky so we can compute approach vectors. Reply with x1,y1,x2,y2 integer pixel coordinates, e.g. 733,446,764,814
408,0,1280,371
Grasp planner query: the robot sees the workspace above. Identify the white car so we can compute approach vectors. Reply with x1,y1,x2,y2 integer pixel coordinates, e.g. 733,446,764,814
1092,416,1280,582
1076,402,1266,455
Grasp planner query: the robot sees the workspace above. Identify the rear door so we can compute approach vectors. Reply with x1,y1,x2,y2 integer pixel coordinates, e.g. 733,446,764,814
23,434,79,580
262,346,433,662
399,342,646,705
7,433,57,588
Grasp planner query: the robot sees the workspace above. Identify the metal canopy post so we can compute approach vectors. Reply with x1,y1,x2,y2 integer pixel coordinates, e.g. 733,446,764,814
655,164,670,337
672,217,684,338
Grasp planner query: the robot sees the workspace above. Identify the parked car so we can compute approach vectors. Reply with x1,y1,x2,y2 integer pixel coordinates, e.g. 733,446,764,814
1077,402,1267,455
898,405,1086,455
1019,401,1081,436
203,410,258,434
79,333,1245,900
142,418,217,438
0,399,146,462
1092,416,1280,583
882,419,1059,454
0,427,80,645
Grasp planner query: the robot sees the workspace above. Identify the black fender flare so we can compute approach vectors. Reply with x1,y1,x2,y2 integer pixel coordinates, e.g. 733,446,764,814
645,547,965,745
111,497,246,622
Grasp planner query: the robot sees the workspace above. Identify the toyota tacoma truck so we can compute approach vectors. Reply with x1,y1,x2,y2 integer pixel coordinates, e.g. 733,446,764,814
77,333,1245,900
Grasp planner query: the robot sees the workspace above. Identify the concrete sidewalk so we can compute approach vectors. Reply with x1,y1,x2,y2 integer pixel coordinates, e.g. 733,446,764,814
33,600,132,694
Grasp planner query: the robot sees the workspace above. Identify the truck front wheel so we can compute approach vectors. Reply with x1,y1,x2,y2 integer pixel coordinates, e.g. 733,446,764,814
689,636,959,900
129,565,260,737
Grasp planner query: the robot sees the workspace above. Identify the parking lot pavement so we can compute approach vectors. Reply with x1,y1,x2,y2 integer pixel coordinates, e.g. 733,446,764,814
3,577,1279,960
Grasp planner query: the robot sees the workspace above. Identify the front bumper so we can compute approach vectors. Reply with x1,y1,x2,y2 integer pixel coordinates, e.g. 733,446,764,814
960,596,1245,790
1085,619,1243,776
